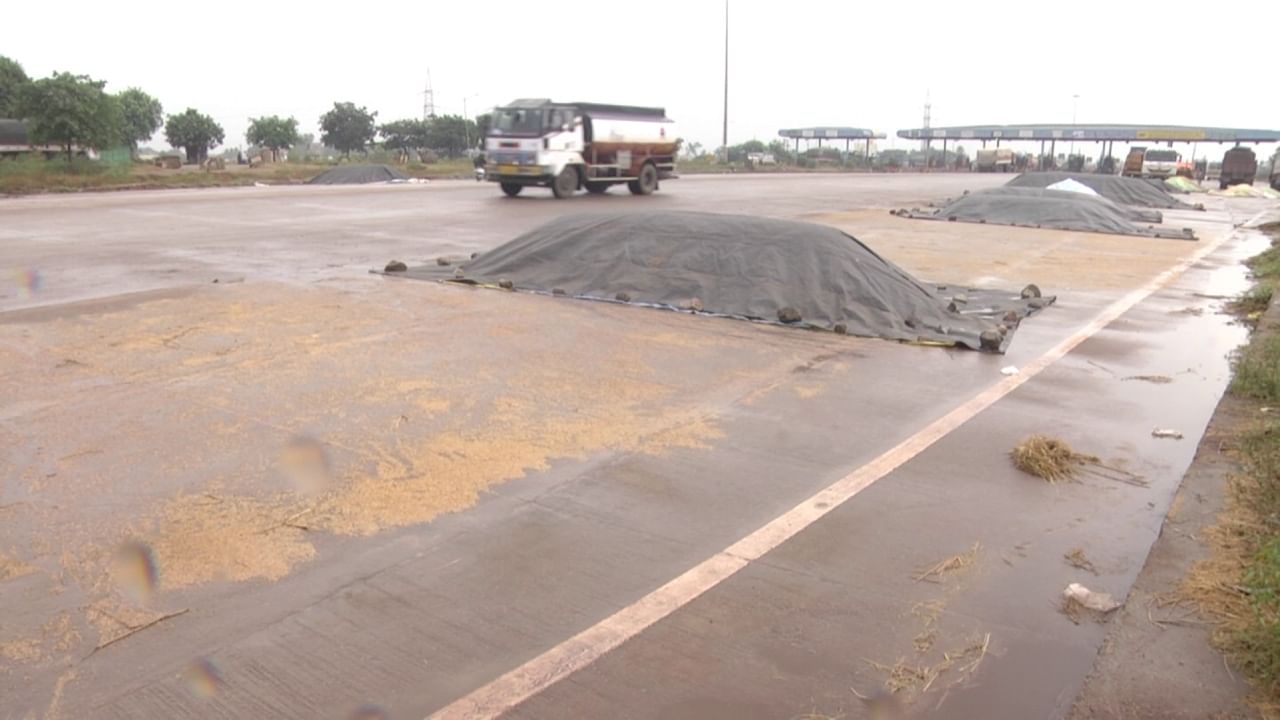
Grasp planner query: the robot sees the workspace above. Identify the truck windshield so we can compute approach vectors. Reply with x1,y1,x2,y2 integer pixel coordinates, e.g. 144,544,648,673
1145,150,1177,162
491,109,543,135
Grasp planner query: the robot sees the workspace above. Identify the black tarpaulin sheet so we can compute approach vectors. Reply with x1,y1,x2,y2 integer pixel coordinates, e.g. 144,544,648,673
902,187,1195,239
306,164,409,185
1006,171,1191,209
389,211,1054,353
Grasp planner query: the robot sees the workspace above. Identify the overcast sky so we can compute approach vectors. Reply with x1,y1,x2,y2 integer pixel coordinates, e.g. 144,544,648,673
6,0,1278,159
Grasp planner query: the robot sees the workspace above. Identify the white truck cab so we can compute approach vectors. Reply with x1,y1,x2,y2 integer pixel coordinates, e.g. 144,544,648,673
485,99,678,199
1141,148,1180,179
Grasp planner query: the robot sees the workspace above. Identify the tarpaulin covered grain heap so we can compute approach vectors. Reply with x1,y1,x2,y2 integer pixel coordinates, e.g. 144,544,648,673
307,165,410,185
899,187,1195,239
1006,171,1190,209
391,211,1053,353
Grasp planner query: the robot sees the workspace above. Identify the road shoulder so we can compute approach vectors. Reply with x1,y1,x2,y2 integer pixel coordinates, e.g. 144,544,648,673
1067,345,1263,720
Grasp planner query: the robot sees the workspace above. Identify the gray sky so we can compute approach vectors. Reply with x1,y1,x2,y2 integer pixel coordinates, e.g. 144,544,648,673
7,0,1279,159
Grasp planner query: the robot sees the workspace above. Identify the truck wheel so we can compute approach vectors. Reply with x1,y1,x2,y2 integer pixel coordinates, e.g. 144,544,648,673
552,167,578,199
585,182,609,194
1220,181,1228,190
500,183,522,197
628,163,658,195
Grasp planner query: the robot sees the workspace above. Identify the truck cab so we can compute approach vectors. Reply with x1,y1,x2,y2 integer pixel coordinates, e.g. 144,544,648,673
1219,146,1258,189
974,148,1014,172
1140,148,1180,179
1122,147,1146,177
485,99,677,199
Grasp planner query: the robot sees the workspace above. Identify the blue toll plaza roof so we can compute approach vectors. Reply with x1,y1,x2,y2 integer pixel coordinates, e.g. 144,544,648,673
779,127,886,140
896,124,1280,143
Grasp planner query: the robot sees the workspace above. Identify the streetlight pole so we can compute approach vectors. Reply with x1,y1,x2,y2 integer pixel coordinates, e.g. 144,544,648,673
1070,93,1079,157
721,0,729,163
462,94,480,152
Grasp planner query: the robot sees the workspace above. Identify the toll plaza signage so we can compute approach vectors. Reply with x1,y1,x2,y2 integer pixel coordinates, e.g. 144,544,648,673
1136,128,1207,141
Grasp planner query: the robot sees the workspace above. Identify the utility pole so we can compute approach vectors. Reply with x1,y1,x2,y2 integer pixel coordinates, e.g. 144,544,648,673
1070,93,1079,157
423,70,436,121
921,90,931,171
721,0,729,163
462,94,479,152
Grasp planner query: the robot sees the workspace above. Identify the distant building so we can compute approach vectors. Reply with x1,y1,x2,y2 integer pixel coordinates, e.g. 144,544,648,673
0,118,94,159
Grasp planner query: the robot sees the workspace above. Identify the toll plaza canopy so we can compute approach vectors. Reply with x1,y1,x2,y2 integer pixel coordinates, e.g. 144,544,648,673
779,127,886,140
896,124,1280,144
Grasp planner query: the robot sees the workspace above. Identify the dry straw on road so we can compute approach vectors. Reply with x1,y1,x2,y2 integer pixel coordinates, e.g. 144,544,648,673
914,543,981,583
1011,435,1093,482
1011,434,1147,486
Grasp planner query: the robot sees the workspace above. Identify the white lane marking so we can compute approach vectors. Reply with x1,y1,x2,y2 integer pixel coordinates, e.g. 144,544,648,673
430,219,1253,720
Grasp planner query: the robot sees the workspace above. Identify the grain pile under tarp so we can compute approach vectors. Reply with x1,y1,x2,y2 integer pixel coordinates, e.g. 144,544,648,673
899,187,1196,240
306,164,409,185
389,211,1054,352
1163,176,1203,194
1006,171,1191,209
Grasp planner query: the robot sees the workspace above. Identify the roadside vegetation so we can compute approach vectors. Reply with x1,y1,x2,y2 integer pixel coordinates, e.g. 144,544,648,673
0,52,485,196
0,156,476,195
1187,222,1280,715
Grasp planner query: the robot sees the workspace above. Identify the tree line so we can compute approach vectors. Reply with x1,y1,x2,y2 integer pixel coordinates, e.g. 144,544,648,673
0,55,488,164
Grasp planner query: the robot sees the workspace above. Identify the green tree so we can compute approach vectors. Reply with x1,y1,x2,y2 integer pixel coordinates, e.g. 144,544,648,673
423,114,477,158
473,113,491,149
725,140,766,163
379,119,429,162
680,139,705,158
164,108,224,164
0,56,29,118
289,132,316,162
115,88,163,153
16,72,121,161
766,139,794,164
319,102,376,158
246,115,299,161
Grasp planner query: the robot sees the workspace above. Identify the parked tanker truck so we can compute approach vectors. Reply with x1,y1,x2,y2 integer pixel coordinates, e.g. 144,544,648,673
484,99,678,199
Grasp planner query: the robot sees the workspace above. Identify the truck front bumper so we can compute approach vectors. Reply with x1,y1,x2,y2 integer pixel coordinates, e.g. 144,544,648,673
486,164,552,185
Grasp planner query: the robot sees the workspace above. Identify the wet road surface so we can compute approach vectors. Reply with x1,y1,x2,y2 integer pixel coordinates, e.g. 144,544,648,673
1,176,1276,719
0,173,1007,313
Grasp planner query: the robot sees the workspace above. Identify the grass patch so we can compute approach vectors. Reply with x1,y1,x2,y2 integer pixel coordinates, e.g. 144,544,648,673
1250,224,1280,281
1184,223,1280,714
1232,224,1280,321
1184,421,1280,709
1233,333,1280,402
0,156,478,196
1233,286,1276,318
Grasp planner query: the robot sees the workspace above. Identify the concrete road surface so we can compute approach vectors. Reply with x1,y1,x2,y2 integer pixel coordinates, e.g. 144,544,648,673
1,175,1275,719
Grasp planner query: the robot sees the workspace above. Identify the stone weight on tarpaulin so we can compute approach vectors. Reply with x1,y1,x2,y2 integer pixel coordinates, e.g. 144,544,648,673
979,330,1002,351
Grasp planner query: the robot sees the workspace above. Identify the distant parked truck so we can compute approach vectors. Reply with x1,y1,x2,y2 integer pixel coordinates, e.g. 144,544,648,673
974,148,1014,172
1122,147,1146,177
1219,146,1258,189
484,99,678,199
